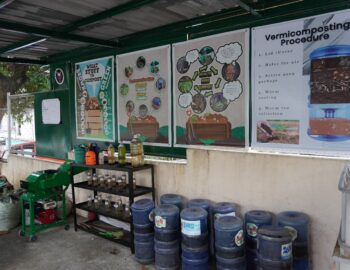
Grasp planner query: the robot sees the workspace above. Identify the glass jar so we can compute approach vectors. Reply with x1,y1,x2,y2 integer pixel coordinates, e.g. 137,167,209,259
87,174,92,186
118,143,126,166
87,195,93,207
92,174,98,186
130,135,144,167
133,177,136,190
107,144,116,164
99,176,105,188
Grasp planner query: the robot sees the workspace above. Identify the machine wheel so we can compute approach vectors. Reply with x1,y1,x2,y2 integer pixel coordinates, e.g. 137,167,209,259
64,224,70,231
29,235,37,242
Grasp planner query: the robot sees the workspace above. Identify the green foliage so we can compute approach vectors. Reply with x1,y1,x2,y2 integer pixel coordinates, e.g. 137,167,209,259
0,63,50,124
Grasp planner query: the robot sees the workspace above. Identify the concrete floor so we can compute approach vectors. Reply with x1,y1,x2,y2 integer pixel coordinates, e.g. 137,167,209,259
0,223,155,270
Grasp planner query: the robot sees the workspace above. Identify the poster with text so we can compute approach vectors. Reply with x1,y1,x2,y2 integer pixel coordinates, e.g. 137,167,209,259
75,56,115,141
173,29,249,147
116,45,171,146
252,9,350,156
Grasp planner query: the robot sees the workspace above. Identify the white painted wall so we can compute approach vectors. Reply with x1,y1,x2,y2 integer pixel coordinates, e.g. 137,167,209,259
2,150,347,270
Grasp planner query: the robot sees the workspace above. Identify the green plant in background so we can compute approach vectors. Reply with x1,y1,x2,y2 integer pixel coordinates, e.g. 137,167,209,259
0,63,50,124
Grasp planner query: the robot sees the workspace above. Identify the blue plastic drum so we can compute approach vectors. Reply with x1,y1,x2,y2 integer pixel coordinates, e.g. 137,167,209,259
181,243,209,260
245,210,273,249
215,216,244,248
181,207,208,248
160,194,183,210
276,211,309,243
215,244,245,259
155,243,180,270
134,239,154,264
134,231,154,242
131,198,155,226
212,202,238,220
187,199,210,213
154,204,180,231
257,226,293,262
246,248,259,270
182,255,209,270
216,255,246,270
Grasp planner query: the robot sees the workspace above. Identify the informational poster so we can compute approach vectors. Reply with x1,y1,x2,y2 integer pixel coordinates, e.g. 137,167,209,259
173,29,249,147
116,45,171,146
42,98,60,124
252,9,350,155
75,56,115,141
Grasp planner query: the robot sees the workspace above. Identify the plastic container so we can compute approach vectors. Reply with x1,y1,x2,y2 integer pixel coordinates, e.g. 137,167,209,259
182,255,209,270
154,204,180,231
131,198,155,226
130,135,144,167
134,231,154,242
155,238,179,250
181,207,208,234
160,194,183,210
215,244,245,259
212,202,238,220
245,210,273,249
309,45,350,142
182,231,208,248
155,244,180,269
216,255,246,270
215,216,244,248
257,226,293,262
187,199,210,213
276,211,309,243
181,243,208,260
246,248,259,270
293,257,310,270
258,255,292,270
74,145,86,164
134,223,154,234
134,239,154,264
155,227,178,242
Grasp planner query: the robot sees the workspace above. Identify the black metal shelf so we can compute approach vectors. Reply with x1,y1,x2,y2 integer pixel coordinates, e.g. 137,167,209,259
74,182,153,197
70,162,155,253
77,221,131,247
76,201,131,223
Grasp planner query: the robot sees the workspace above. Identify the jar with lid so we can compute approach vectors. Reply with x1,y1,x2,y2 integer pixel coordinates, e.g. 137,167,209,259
92,174,98,186
99,176,105,188
118,143,126,166
130,135,144,167
133,177,136,190
111,176,117,187
116,176,123,191
124,205,130,219
121,174,127,189
107,144,116,164
107,177,112,189
88,195,93,207
87,173,93,186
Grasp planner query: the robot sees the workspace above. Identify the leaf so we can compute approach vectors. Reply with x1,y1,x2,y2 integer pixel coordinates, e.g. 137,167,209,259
231,126,245,140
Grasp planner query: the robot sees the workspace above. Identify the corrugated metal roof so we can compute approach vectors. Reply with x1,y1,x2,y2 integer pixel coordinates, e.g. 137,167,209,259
0,0,347,63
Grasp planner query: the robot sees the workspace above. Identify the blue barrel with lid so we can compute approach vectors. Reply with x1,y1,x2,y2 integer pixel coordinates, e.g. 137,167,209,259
131,198,155,226
215,244,245,259
258,255,292,270
160,193,183,210
134,239,154,264
181,207,208,248
212,202,238,220
134,231,154,242
187,199,210,213
293,257,310,270
155,238,179,249
182,255,209,270
257,226,293,262
245,210,273,249
215,216,244,248
216,255,246,270
154,204,180,231
134,223,154,234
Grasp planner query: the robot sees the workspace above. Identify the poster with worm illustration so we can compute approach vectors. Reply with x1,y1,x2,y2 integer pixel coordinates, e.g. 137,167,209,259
173,29,249,147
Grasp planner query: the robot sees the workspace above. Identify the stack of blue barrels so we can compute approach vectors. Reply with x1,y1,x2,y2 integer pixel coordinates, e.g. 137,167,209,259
212,202,238,256
215,216,246,270
245,210,273,270
257,226,293,270
181,207,209,269
277,211,310,270
131,198,155,265
154,204,180,270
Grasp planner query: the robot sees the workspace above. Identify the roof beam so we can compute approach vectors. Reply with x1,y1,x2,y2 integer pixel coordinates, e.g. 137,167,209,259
63,0,159,31
0,0,157,56
0,0,14,9
0,20,118,48
234,0,261,17
0,57,47,65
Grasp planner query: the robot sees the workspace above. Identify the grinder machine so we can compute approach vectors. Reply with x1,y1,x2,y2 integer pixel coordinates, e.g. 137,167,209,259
19,162,81,241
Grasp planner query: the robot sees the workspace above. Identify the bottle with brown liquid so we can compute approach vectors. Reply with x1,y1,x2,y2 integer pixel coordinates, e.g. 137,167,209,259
107,144,116,165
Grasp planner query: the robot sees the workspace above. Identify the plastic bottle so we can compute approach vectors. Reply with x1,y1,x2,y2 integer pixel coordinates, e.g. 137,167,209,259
130,135,144,167
85,144,97,165
98,151,105,165
118,143,126,166
107,144,116,165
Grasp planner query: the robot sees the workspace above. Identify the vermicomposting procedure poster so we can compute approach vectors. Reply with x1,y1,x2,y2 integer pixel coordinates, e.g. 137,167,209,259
75,56,115,141
116,45,171,146
173,29,249,147
252,9,350,155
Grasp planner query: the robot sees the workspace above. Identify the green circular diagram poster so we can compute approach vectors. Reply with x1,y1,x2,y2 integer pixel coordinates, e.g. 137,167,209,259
173,29,249,147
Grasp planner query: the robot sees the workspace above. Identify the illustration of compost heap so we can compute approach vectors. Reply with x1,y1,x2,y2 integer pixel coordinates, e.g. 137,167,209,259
176,42,244,145
120,55,164,142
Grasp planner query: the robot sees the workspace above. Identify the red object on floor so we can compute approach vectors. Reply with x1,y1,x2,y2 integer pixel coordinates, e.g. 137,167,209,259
88,212,97,221
37,209,57,224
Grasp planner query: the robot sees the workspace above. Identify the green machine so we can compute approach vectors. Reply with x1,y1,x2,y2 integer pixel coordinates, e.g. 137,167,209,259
19,162,79,241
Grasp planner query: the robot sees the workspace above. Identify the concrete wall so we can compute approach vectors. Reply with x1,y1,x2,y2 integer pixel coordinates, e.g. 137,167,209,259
2,151,347,270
